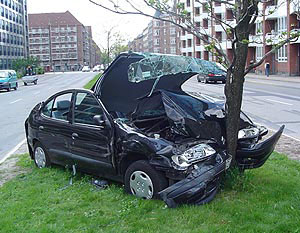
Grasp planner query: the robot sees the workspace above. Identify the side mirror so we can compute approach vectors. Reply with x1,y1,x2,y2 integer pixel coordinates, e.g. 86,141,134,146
93,115,106,127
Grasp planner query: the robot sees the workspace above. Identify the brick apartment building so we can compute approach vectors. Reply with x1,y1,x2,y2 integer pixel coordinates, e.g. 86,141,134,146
128,11,180,55
178,0,300,76
0,0,29,69
28,11,100,72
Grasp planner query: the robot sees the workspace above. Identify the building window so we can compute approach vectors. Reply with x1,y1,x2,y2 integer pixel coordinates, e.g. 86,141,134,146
154,47,160,53
215,1,221,6
215,14,222,25
187,39,192,47
154,39,160,45
154,29,160,36
155,21,160,27
196,37,200,46
276,17,287,33
256,21,263,34
195,7,200,16
170,47,176,54
170,37,176,45
188,52,192,57
170,27,176,35
256,46,263,61
187,0,191,7
203,18,208,29
276,45,287,62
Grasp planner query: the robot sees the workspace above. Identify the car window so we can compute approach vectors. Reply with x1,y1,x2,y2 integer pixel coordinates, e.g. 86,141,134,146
52,93,72,121
74,92,103,126
42,99,54,117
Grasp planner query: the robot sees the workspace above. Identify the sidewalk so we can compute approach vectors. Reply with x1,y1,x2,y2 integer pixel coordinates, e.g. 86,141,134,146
246,73,300,83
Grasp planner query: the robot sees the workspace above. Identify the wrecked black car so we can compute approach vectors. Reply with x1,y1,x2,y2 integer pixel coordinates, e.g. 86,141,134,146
25,52,284,207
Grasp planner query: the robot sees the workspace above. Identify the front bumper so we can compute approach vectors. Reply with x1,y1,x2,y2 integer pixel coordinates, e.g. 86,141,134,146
0,83,9,89
159,152,229,208
236,125,284,169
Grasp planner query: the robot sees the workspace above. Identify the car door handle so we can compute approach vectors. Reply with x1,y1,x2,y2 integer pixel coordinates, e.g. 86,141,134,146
72,133,79,140
39,126,44,130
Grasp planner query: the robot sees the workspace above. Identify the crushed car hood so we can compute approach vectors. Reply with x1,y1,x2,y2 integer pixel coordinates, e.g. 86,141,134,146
93,52,219,115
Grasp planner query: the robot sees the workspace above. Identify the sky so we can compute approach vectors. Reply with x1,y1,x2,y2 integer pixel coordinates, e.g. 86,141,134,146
28,0,153,49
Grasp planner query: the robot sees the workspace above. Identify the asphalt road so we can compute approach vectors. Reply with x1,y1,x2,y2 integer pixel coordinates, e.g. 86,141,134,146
0,72,97,162
182,77,300,141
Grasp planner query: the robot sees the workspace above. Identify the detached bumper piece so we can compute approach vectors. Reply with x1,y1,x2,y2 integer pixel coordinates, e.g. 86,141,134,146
236,125,284,169
159,157,227,208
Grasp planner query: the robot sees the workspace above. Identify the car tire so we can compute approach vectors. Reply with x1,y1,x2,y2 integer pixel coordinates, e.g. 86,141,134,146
33,142,51,168
204,77,209,84
24,82,27,86
197,76,201,82
34,80,37,85
14,83,18,90
7,84,11,92
125,160,168,200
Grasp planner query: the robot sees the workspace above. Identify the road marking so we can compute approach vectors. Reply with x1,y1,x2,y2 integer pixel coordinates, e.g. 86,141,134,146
0,138,26,165
10,99,22,104
266,98,293,106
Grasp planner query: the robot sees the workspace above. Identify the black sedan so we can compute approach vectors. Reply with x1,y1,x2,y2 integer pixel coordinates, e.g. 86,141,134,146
25,52,283,207
196,60,226,84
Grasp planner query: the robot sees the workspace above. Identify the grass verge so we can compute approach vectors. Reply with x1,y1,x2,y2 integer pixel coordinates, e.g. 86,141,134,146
0,152,299,233
84,73,101,89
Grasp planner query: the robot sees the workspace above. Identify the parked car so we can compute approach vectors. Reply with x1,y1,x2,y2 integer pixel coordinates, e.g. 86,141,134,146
82,66,90,72
0,70,18,91
92,65,101,72
25,52,284,207
196,60,226,84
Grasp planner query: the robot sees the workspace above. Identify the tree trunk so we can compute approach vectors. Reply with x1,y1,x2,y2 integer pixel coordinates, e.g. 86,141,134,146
224,36,249,164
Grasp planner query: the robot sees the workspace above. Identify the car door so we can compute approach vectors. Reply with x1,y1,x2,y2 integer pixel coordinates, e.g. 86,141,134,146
38,91,74,165
70,90,115,175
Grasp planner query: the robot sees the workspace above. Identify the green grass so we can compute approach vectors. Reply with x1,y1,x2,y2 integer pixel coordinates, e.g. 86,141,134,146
0,152,299,233
84,73,102,89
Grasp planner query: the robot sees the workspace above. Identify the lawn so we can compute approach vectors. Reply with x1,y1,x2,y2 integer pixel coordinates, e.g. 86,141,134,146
0,152,299,233
84,73,102,89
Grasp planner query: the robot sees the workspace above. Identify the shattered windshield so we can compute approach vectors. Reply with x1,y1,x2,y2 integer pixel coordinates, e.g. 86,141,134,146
128,53,224,83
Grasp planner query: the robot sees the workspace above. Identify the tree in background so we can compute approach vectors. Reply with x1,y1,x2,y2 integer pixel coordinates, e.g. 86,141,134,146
12,56,40,77
89,0,300,165
99,27,129,67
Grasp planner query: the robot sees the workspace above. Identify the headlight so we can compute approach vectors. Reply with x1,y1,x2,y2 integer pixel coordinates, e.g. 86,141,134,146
171,144,216,170
238,127,260,139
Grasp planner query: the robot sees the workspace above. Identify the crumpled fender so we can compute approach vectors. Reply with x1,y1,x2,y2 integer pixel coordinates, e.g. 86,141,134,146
159,153,228,208
236,125,284,169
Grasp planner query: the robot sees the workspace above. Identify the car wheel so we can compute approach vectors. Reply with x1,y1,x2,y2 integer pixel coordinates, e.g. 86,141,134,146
7,84,11,92
33,142,51,168
197,76,201,82
204,77,209,84
125,160,168,199
24,82,27,86
14,83,18,90
34,80,37,85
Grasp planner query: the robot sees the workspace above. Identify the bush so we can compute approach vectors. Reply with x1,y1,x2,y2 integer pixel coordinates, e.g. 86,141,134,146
17,72,25,79
36,66,45,75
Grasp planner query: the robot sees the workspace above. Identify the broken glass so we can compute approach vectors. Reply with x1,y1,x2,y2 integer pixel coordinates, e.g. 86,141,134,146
128,52,225,83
